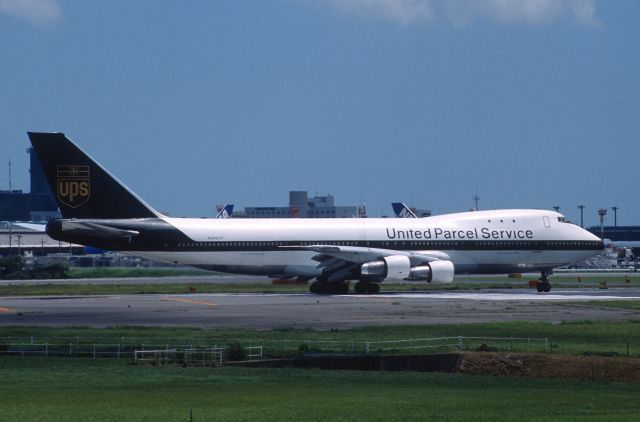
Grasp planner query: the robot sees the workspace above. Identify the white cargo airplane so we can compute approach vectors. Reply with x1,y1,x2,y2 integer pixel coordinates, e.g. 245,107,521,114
29,132,604,294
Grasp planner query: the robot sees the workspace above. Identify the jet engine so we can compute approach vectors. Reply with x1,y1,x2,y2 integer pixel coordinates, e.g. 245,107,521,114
360,255,454,283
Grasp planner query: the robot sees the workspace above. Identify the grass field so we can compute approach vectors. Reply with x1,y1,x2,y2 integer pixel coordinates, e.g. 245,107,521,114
0,357,639,421
1,321,639,420
2,320,639,357
68,267,213,278
0,282,305,296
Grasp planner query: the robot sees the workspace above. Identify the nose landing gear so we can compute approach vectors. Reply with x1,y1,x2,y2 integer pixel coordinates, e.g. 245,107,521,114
536,272,552,292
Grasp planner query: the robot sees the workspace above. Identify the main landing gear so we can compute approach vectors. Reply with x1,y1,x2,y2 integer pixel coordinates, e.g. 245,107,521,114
309,281,349,295
354,281,380,294
536,272,552,293
309,280,382,295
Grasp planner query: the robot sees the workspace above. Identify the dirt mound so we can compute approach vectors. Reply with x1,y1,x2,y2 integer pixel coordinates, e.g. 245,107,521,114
455,352,640,383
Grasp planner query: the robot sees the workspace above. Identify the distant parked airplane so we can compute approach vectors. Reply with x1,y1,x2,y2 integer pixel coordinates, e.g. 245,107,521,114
216,204,234,219
392,202,418,218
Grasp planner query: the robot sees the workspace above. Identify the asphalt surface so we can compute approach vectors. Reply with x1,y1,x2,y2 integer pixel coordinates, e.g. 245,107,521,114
1,288,638,329
0,274,264,286
0,272,634,286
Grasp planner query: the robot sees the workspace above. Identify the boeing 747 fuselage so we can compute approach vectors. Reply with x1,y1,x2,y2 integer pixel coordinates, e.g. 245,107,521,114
29,132,604,294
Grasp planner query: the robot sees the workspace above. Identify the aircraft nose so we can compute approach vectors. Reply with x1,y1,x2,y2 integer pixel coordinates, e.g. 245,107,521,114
579,226,605,249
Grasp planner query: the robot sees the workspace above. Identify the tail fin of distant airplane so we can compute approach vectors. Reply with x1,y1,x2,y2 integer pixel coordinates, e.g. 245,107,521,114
392,202,417,218
216,204,234,219
28,132,160,219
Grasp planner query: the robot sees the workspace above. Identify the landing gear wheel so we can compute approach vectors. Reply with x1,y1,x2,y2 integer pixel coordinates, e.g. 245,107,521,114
354,281,380,294
309,281,349,295
337,282,349,294
537,272,552,293
310,281,321,294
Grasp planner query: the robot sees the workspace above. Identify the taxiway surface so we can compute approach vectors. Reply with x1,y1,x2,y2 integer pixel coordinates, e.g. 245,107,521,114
1,288,638,329
0,272,633,286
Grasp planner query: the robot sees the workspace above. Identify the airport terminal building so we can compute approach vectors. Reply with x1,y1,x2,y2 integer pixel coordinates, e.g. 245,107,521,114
243,191,364,218
587,226,640,245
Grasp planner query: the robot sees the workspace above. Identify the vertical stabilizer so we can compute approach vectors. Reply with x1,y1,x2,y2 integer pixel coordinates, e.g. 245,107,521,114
28,132,160,219
392,202,418,218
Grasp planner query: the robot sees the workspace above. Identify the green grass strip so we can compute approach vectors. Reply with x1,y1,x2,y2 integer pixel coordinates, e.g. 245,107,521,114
68,267,213,278
0,358,638,421
2,320,639,357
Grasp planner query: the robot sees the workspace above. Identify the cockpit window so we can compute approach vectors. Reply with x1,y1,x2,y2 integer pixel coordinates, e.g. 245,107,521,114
557,217,565,223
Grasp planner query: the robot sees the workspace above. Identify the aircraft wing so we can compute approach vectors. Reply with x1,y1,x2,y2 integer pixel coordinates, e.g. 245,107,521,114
281,245,450,283
11,222,46,232
286,245,449,264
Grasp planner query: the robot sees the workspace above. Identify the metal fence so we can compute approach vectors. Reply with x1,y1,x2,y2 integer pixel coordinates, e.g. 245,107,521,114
362,336,550,353
0,335,550,362
3,334,638,372
134,347,230,366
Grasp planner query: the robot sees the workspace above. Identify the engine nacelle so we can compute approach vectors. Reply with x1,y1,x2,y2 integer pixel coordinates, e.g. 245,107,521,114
361,255,410,281
360,256,454,283
407,260,455,283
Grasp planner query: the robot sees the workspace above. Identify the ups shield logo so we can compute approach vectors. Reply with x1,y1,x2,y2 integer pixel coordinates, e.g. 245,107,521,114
57,165,90,208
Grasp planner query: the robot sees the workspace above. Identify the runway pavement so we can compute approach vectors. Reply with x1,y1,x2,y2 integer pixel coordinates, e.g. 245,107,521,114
0,272,634,287
1,288,638,329
0,274,265,286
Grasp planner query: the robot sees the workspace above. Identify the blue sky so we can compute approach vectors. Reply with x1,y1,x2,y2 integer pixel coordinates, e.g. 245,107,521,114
1,0,638,226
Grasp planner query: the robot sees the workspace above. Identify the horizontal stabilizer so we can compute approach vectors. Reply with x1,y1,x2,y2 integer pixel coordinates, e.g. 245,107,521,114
60,221,139,239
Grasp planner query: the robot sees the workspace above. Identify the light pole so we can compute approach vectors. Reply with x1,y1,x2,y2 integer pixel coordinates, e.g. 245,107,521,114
578,205,585,228
598,208,607,239
552,206,560,212
13,234,23,256
611,206,619,227
473,195,479,211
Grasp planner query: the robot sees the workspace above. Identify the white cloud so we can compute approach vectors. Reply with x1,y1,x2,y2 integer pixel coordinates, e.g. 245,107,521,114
316,0,602,27
0,0,62,26
567,0,602,28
